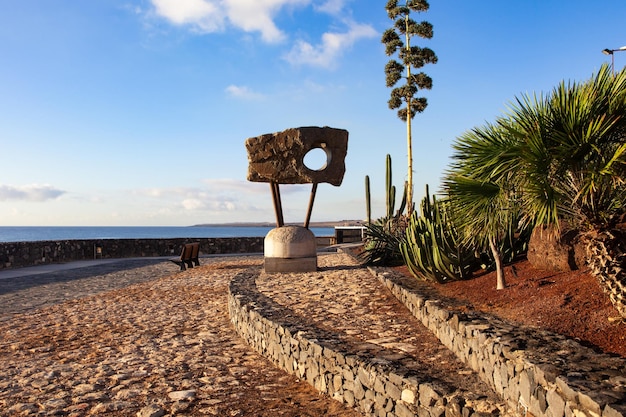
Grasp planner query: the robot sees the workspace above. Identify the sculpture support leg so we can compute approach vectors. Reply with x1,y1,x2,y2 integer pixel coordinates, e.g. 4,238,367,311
270,182,284,227
304,182,317,229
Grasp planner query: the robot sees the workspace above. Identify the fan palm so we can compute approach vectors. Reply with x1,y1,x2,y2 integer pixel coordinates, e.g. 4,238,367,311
447,64,626,313
505,64,626,317
503,66,626,229
444,122,527,289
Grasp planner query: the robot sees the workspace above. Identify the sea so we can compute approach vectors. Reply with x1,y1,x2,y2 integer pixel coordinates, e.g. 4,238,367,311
0,226,336,243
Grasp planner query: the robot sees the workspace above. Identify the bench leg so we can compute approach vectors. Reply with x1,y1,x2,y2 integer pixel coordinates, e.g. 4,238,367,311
170,260,186,271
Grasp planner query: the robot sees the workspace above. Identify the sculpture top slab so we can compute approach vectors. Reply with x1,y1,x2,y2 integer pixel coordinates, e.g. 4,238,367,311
245,126,348,186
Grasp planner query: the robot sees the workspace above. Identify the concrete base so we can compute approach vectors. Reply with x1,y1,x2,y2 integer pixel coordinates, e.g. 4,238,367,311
264,256,317,273
264,226,317,273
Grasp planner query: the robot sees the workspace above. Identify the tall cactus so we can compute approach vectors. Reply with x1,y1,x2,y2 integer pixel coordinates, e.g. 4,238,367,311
386,154,395,219
364,154,406,225
400,185,476,282
365,175,372,224
361,154,408,266
383,154,408,223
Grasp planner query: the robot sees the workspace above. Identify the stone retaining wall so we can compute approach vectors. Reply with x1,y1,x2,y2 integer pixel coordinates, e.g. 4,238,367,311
228,269,513,417
369,268,626,417
227,262,626,417
0,238,264,270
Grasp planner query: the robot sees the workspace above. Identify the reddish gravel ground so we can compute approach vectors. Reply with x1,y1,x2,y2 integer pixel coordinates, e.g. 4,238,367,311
394,259,626,358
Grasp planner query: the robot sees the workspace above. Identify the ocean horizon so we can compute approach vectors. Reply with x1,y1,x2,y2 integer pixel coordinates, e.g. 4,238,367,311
0,226,336,243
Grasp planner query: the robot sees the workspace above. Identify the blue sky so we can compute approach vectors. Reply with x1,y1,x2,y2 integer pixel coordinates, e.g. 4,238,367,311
1,1,625,226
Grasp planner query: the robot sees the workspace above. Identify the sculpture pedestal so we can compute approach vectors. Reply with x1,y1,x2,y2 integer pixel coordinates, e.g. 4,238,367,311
264,226,317,273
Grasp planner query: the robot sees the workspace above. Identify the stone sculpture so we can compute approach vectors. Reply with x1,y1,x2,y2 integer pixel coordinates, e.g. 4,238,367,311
246,126,348,186
245,126,349,272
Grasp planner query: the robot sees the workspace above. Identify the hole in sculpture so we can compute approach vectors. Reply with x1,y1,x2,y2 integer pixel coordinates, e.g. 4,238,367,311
304,146,331,172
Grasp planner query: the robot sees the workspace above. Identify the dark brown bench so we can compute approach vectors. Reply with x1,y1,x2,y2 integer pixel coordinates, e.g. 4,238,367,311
170,242,200,271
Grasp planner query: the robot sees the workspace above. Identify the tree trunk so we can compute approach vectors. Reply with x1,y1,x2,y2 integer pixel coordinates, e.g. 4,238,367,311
489,236,506,290
586,230,626,319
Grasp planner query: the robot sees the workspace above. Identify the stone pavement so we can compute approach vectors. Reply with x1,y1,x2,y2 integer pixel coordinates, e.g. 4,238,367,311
0,253,504,416
0,258,174,320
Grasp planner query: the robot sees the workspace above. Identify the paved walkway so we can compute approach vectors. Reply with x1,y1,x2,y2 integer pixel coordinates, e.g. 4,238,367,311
0,258,133,279
0,258,176,319
0,253,504,416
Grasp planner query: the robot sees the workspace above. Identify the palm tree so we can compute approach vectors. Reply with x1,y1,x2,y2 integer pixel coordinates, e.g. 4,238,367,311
504,64,626,317
446,64,626,313
444,123,526,289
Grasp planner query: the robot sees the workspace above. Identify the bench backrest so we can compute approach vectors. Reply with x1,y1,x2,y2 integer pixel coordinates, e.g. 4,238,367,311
189,242,200,259
180,243,194,260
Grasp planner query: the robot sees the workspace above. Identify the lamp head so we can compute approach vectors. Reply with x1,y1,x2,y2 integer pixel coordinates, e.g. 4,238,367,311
602,48,613,55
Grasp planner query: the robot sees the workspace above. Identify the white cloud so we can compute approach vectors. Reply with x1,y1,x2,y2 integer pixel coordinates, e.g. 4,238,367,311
148,0,375,68
224,0,310,43
284,21,377,68
150,0,309,42
315,0,347,15
181,198,208,210
202,178,264,192
131,179,312,218
151,0,225,32
133,180,271,214
0,184,66,202
202,178,309,195
225,85,266,100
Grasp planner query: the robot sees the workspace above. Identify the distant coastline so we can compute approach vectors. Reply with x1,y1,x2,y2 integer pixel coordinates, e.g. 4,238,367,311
193,220,365,228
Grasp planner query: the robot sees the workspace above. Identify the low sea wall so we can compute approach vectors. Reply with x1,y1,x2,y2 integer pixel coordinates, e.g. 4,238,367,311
0,236,335,270
0,238,267,270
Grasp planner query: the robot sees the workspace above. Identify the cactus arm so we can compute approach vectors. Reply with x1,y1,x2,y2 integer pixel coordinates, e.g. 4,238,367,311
386,154,394,219
365,175,371,224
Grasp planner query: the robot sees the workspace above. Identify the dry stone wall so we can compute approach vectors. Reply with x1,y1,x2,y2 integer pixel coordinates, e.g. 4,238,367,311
0,238,264,270
228,270,512,417
227,262,625,417
369,268,626,417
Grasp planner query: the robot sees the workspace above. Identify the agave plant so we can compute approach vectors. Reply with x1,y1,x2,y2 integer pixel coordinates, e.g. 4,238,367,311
361,217,407,266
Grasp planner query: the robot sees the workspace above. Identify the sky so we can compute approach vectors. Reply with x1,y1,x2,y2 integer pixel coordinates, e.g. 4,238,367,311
1,1,625,226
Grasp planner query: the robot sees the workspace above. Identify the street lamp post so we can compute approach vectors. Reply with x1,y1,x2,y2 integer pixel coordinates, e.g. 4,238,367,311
602,46,626,74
